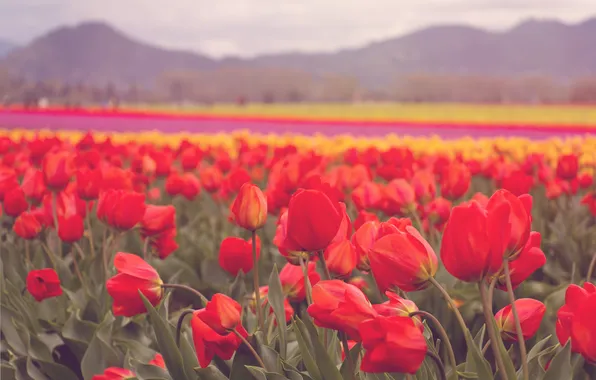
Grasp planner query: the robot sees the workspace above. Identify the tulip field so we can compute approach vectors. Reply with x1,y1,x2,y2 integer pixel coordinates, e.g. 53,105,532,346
1,126,596,380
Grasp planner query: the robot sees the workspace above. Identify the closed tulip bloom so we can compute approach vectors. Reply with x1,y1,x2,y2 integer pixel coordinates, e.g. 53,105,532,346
0,166,19,201
141,205,176,237
149,228,179,259
441,201,502,282
148,353,165,368
230,183,267,231
556,153,579,180
351,221,379,271
197,294,242,334
191,308,248,368
4,187,28,217
58,213,84,242
76,168,103,201
369,226,438,292
14,212,43,239
165,172,185,196
440,162,471,200
21,168,46,203
181,172,201,201
324,239,358,278
200,166,223,193
425,197,452,230
381,179,416,215
352,181,382,211
570,292,596,363
91,367,135,380
359,315,427,374
486,189,532,260
106,252,163,317
411,170,437,203
495,298,546,342
97,189,146,231
218,236,261,276
307,280,377,340
42,150,74,190
26,268,62,302
556,282,596,351
279,262,320,302
491,231,546,291
377,217,412,237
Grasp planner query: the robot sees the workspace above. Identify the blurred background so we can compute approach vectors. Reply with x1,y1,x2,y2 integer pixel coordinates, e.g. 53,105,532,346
1,0,596,109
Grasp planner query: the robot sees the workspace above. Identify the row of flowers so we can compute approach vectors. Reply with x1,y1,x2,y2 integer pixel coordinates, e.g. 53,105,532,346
1,128,595,380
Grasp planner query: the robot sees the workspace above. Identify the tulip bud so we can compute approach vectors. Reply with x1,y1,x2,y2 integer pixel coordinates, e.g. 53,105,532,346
26,268,62,302
42,150,74,191
495,298,545,342
14,212,43,239
230,183,267,231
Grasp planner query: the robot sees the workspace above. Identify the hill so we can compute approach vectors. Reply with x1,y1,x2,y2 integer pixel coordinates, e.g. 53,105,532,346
0,38,16,58
2,18,596,87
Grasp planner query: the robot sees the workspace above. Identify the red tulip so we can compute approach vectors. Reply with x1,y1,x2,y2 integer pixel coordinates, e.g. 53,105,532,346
180,147,202,171
359,315,427,374
381,179,416,215
341,340,358,361
279,262,320,302
141,205,176,237
377,217,412,237
229,183,267,231
351,221,379,271
411,170,436,203
441,201,504,282
196,293,242,334
353,210,378,231
486,189,532,259
440,162,471,200
470,192,489,208
570,292,596,363
42,150,74,190
191,308,248,368
148,228,178,259
180,172,201,201
352,181,382,211
581,192,596,216
76,168,103,200
556,154,579,180
21,168,46,203
3,187,28,217
369,226,438,292
165,172,185,196
148,353,165,368
91,367,135,380
218,236,261,276
324,239,358,278
425,197,451,230
348,276,369,293
491,231,546,291
106,252,164,317
283,188,342,254
307,280,377,340
97,189,146,231
373,291,423,329
495,298,545,341
58,213,85,242
556,282,596,352
500,169,535,196
26,268,62,302
13,211,43,239
200,166,223,193
0,166,19,201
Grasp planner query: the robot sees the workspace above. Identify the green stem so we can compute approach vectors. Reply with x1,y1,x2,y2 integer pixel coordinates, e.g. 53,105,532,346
587,253,596,282
232,329,267,369
340,332,355,380
142,238,150,260
161,284,209,305
300,256,313,305
428,277,469,339
503,259,529,380
318,250,331,280
175,309,195,346
478,281,509,380
252,229,264,332
426,350,447,380
86,202,95,258
410,310,457,374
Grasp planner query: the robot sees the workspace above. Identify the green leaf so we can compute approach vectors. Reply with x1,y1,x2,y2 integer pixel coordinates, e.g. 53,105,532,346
542,342,572,380
195,366,229,380
291,318,322,380
81,314,121,380
456,371,479,379
61,311,98,362
463,329,494,380
133,359,173,380
464,325,485,373
229,334,264,380
246,366,292,380
0,365,16,380
1,305,28,355
488,319,517,380
140,292,191,380
268,264,287,359
228,270,247,302
339,342,361,380
180,329,202,380
518,335,553,380
298,317,343,380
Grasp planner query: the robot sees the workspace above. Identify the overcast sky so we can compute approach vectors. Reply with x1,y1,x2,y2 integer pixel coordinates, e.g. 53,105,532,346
1,0,595,57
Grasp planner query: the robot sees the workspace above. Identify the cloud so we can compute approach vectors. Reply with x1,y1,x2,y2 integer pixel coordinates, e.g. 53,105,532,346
0,0,595,57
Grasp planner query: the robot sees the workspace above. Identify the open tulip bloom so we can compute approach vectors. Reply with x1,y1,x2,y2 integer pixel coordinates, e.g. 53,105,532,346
2,129,596,380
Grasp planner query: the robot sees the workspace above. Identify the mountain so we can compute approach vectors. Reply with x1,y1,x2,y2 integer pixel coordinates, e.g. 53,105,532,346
2,18,596,87
0,22,217,85
0,39,16,58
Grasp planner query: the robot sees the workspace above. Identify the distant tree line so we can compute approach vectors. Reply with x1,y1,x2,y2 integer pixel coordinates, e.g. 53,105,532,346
2,66,596,107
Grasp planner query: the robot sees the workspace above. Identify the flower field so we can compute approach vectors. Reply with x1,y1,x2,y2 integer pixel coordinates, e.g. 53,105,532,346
1,127,596,380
